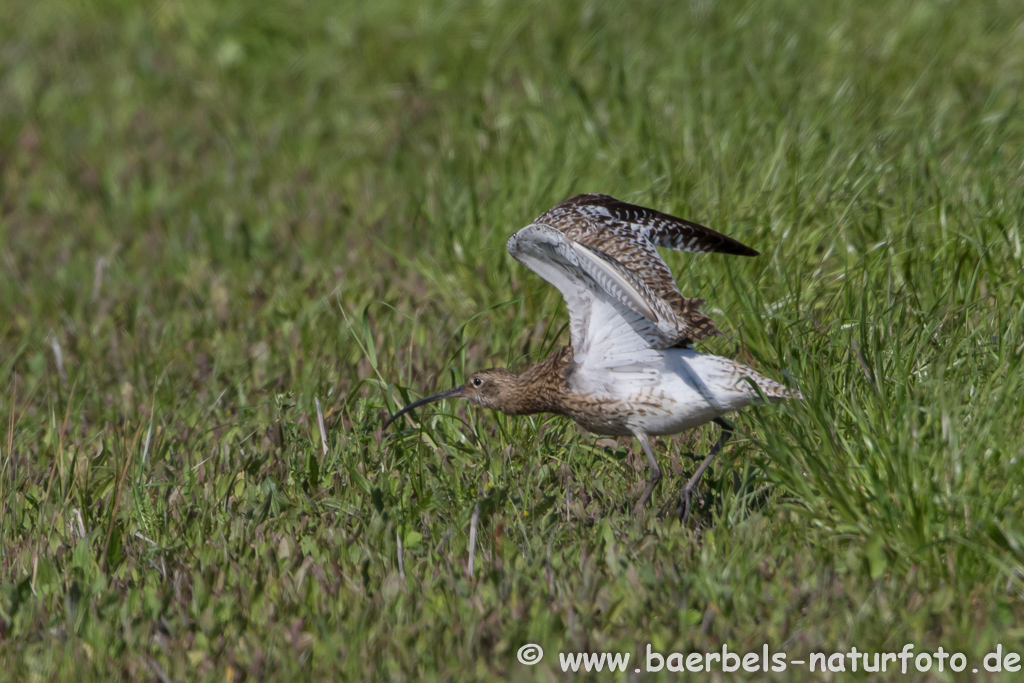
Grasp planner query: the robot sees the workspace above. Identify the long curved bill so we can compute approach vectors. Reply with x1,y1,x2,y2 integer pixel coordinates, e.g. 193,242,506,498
384,386,466,429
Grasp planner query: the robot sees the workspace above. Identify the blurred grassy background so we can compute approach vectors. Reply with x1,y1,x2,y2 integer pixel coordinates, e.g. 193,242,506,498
2,0,1024,679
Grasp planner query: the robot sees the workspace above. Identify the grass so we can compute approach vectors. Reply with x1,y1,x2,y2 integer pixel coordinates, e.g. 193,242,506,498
2,0,1024,679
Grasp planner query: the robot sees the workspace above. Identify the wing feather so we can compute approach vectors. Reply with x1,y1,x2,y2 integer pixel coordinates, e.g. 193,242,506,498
533,193,759,341
506,225,689,366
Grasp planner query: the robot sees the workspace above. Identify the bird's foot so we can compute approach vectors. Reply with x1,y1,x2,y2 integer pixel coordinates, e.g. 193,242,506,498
676,485,695,523
634,483,657,517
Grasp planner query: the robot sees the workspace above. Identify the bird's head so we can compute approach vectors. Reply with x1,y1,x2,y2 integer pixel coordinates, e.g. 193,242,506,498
459,368,520,410
384,368,520,428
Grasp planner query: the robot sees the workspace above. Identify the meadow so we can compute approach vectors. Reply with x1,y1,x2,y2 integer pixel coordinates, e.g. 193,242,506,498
2,0,1024,679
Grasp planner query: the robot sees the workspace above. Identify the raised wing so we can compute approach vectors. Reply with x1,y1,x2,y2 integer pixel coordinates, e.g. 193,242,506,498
507,224,691,372
534,193,758,341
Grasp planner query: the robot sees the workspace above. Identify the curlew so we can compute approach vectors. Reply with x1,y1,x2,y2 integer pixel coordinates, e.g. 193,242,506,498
386,194,800,520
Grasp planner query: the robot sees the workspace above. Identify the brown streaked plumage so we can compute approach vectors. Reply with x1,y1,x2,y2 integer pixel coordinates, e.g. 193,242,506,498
534,193,759,343
386,195,799,520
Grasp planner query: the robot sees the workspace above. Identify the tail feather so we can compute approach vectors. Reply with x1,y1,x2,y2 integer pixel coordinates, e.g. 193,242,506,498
745,372,802,402
690,353,802,405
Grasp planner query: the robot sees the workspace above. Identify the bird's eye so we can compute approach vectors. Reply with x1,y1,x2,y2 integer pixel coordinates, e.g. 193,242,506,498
471,377,483,387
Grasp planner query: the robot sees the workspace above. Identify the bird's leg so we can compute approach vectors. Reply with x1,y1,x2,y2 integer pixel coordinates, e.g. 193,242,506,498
632,431,661,515
677,418,734,523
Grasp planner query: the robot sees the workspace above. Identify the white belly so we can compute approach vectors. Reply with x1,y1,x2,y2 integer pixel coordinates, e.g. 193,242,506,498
619,371,734,436
570,348,778,437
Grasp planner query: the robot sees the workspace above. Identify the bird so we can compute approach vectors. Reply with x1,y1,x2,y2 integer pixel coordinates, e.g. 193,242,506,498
386,193,801,520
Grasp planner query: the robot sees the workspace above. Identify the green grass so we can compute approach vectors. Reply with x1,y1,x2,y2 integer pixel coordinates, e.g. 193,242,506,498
2,0,1024,679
